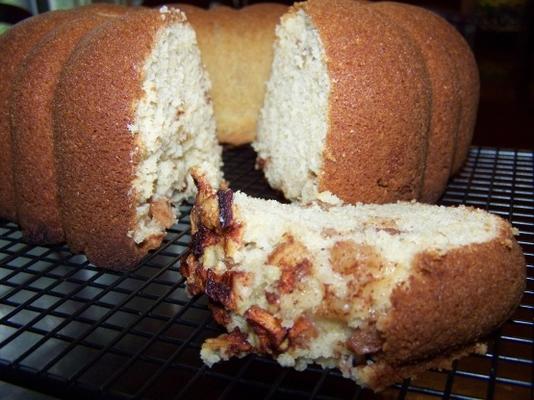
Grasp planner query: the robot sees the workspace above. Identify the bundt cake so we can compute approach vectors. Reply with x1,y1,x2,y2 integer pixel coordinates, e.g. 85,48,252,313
254,0,480,204
1,1,481,268
10,6,130,245
254,0,432,204
181,173,525,391
0,9,72,222
178,3,287,145
53,7,222,269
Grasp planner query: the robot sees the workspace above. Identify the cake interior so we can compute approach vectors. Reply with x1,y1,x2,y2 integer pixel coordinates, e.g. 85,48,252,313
208,193,499,323
198,191,499,372
128,19,222,245
254,9,330,202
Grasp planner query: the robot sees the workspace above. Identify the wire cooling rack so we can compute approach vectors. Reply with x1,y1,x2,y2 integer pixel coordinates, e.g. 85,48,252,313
0,146,532,400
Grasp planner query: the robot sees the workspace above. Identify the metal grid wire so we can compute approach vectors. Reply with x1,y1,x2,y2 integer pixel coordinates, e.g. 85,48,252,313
0,146,532,400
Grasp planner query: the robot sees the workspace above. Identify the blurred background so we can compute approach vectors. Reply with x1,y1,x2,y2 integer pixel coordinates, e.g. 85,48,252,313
1,0,532,149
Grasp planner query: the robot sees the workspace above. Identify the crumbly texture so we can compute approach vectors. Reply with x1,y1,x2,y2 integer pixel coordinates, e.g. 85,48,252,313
10,10,125,244
254,9,330,201
372,2,461,203
181,174,525,391
180,3,287,145
127,17,222,245
254,0,432,204
0,10,72,222
54,8,222,269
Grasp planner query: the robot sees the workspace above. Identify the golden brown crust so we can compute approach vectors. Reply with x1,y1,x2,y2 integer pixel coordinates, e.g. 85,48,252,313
0,10,72,221
10,11,124,245
178,3,287,145
380,0,479,185
371,2,462,203
53,9,183,269
449,50,479,174
302,0,431,204
376,222,525,366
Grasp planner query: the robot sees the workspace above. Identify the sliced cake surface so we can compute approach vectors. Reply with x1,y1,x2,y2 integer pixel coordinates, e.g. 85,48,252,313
182,173,525,391
254,7,330,201
126,8,222,245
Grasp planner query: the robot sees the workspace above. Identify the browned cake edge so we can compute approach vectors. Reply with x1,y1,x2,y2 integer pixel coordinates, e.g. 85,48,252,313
371,2,462,203
53,9,183,270
362,222,525,389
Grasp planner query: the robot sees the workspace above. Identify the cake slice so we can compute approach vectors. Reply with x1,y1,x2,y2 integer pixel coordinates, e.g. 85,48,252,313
54,7,222,269
253,0,432,204
181,173,525,391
